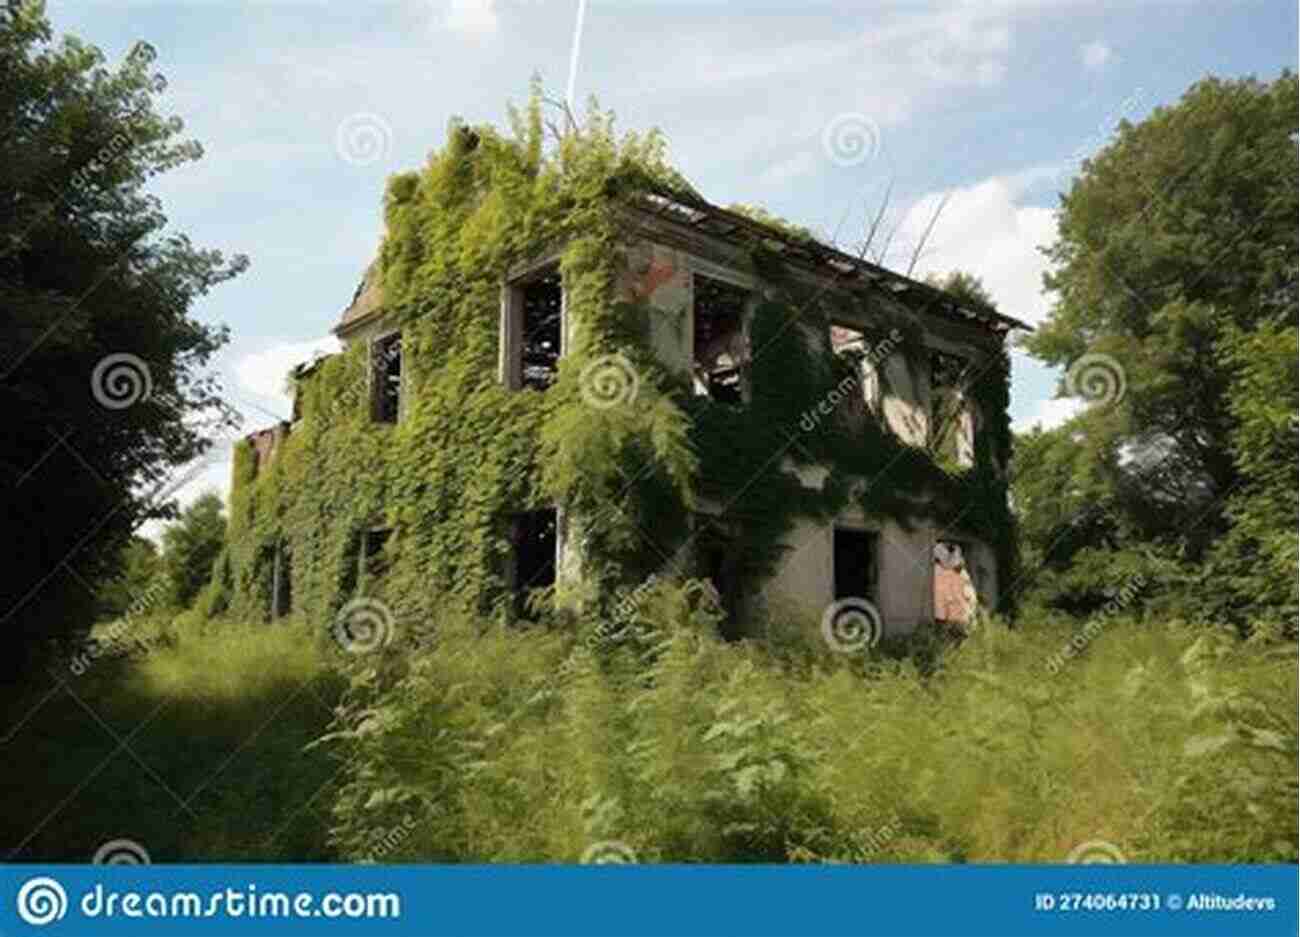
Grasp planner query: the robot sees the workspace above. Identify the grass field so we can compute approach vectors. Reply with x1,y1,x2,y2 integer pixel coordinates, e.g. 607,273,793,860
3,598,1294,864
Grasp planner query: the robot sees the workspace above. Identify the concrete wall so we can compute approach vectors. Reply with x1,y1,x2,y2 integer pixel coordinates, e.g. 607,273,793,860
621,225,1003,633
759,504,999,638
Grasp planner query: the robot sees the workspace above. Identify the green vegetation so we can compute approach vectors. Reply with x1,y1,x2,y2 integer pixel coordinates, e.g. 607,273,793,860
5,595,1292,863
1,3,246,677
320,590,1295,863
0,613,340,862
1016,73,1297,633
1,7,1291,869
216,84,1016,644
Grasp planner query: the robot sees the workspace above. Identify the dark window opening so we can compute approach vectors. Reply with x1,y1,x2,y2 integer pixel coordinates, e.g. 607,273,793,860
695,517,741,639
521,274,562,391
510,509,557,618
371,332,402,423
272,543,292,618
692,275,748,404
363,528,392,577
833,527,878,601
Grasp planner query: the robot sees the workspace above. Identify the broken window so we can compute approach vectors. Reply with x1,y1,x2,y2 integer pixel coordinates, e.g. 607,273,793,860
829,323,880,425
510,509,557,618
363,528,392,577
933,539,978,627
692,275,748,404
371,332,402,423
502,271,563,391
929,349,975,466
833,527,878,601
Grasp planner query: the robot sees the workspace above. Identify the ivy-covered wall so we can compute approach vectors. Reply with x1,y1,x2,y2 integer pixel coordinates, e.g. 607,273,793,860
218,88,1018,639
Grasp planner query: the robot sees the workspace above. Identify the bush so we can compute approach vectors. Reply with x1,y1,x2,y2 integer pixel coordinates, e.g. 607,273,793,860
323,582,1297,863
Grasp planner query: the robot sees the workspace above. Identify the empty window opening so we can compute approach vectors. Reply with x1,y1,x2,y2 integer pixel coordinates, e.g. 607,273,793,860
929,349,975,464
833,527,878,601
933,539,978,626
272,542,293,618
694,516,741,639
829,323,880,422
520,273,563,391
510,509,557,618
692,275,749,404
363,528,392,577
371,332,402,423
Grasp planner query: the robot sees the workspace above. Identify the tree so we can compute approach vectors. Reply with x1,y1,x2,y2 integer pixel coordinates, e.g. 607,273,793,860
0,2,246,676
161,492,226,610
1023,73,1297,554
95,536,163,619
1018,72,1298,627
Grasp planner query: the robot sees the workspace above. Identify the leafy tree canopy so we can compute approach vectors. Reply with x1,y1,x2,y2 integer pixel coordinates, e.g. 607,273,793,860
0,0,246,670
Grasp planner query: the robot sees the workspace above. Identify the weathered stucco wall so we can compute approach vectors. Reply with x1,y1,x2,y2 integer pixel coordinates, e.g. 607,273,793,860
621,229,1001,631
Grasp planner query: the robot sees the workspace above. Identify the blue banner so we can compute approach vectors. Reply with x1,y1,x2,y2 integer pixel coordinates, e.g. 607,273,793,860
2,864,1295,936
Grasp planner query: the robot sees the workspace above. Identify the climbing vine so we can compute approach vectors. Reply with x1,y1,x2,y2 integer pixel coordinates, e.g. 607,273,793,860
216,84,1017,641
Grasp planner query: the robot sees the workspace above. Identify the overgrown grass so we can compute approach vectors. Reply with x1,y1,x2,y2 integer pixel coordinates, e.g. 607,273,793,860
325,585,1297,864
4,592,1294,864
0,614,342,862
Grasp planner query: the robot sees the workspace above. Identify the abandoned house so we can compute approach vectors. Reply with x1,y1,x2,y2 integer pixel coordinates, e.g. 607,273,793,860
224,124,1029,644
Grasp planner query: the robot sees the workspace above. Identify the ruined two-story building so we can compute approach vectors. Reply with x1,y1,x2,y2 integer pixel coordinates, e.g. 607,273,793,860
226,119,1027,646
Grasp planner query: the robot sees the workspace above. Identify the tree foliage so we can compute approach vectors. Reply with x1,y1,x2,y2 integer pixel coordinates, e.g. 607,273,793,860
161,492,227,610
1015,72,1297,628
0,2,245,670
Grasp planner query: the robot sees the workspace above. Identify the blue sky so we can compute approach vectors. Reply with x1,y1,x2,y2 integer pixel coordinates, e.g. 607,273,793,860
44,0,1299,514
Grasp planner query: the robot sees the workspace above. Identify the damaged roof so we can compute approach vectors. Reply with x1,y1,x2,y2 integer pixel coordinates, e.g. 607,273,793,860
333,181,1033,338
631,182,1033,336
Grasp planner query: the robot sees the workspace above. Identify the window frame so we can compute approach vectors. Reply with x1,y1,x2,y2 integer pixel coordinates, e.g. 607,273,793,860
831,523,880,603
689,270,754,405
500,265,565,392
369,329,404,424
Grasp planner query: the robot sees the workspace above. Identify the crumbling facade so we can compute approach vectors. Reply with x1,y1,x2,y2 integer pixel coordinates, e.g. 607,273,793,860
225,119,1026,643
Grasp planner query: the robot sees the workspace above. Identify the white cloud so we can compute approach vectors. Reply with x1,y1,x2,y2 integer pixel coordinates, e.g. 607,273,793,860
895,167,1060,327
758,150,820,187
1080,40,1112,69
1012,396,1086,434
445,0,498,38
233,336,342,411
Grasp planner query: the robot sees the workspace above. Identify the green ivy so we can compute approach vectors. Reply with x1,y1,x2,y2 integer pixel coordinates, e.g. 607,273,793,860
220,85,1017,641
